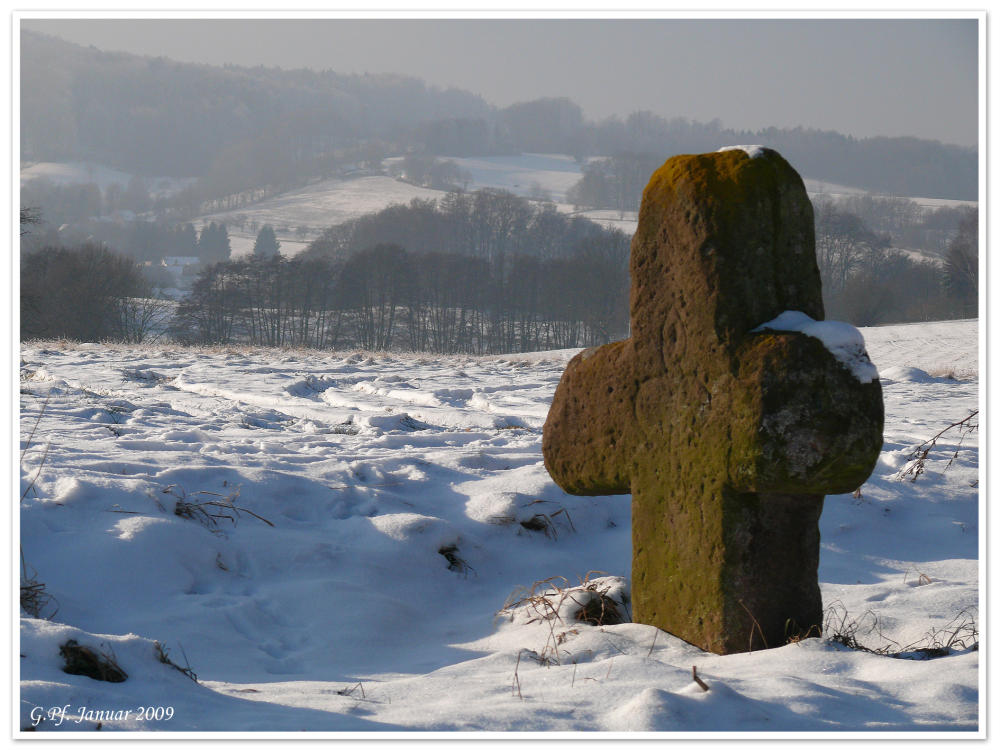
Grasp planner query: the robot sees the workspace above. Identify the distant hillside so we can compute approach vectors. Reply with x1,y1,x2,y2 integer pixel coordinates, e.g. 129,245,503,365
20,30,492,178
21,29,977,200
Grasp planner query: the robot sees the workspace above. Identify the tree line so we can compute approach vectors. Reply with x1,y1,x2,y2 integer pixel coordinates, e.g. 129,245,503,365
21,213,232,266
567,151,979,246
171,191,631,352
814,201,977,325
303,190,628,266
169,245,627,354
20,189,976,347
20,243,169,343
23,30,976,206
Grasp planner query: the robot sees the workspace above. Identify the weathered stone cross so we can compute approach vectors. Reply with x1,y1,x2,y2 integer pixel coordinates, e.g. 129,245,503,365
543,148,884,654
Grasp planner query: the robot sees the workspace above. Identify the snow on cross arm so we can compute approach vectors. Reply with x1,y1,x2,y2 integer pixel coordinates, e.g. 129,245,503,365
716,144,767,158
752,310,880,383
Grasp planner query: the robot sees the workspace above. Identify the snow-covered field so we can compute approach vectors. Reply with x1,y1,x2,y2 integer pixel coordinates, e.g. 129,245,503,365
441,153,584,203
201,158,636,255
199,175,443,231
17,319,979,735
803,177,977,211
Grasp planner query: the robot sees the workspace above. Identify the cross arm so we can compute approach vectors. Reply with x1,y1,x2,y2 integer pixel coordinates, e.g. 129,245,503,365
542,340,637,496
728,331,884,495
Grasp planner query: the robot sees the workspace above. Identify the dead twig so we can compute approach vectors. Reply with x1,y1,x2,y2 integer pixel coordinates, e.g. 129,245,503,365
895,410,979,482
336,682,366,699
154,641,198,682
20,442,51,501
20,548,58,619
646,629,659,658
692,666,710,692
326,481,403,491
738,599,769,651
512,650,524,700
20,389,52,464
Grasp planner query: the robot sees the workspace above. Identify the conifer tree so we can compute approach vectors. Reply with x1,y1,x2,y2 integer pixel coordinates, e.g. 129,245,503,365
253,225,281,259
198,222,231,264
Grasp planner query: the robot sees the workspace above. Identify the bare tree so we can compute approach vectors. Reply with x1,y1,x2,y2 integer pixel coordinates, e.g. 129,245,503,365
814,200,890,298
21,243,152,342
339,244,409,351
945,207,978,317
20,207,41,235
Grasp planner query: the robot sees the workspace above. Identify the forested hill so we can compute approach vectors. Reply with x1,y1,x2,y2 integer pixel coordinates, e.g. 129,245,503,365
20,30,493,177
21,29,977,200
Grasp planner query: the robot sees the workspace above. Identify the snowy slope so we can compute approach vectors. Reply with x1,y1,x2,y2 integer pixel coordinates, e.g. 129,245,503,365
196,160,633,255
18,320,979,734
444,153,584,203
196,176,445,259
197,176,445,250
803,177,977,210
197,155,976,253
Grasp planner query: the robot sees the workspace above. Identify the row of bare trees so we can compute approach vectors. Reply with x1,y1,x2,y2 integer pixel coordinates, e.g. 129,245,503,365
814,200,978,325
20,243,171,342
170,244,629,354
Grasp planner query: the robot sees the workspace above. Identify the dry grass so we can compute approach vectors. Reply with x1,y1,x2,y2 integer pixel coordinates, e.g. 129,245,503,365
20,549,58,620
20,577,57,620
20,390,52,502
19,397,59,620
824,601,978,659
154,641,198,682
438,544,475,577
164,484,274,535
60,639,127,683
490,499,578,540
498,573,630,668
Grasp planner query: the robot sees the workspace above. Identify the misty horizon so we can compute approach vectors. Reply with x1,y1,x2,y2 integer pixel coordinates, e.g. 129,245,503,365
20,16,979,149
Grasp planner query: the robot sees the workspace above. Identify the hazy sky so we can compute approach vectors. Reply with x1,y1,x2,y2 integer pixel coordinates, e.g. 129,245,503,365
21,17,979,147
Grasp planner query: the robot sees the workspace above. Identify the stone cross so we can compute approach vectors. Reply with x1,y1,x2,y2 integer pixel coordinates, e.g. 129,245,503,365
542,148,884,655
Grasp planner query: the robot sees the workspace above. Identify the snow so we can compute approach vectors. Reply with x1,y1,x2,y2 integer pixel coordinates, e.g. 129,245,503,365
443,153,585,203
752,310,880,383
717,145,767,159
197,175,444,248
17,318,979,735
195,175,445,258
804,177,978,211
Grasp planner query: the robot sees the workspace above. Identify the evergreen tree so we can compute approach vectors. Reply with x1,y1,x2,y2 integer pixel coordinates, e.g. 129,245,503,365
253,225,281,259
198,222,231,264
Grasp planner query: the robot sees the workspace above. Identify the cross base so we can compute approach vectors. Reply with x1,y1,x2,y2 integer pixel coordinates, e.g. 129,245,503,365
632,482,824,654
